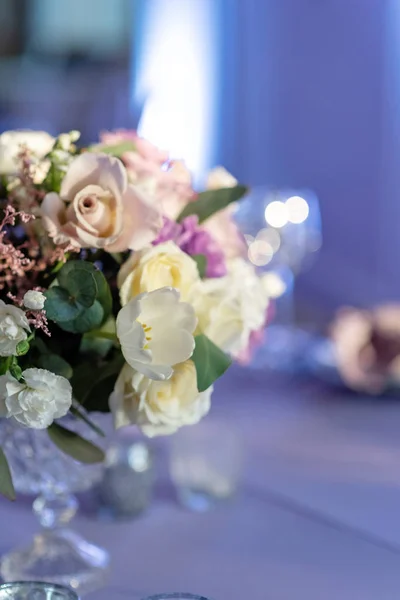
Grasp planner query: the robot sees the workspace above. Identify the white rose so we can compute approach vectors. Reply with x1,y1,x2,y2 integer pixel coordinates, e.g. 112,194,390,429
118,241,200,305
0,368,72,429
116,287,197,381
110,361,212,437
192,258,269,357
23,290,46,311
0,130,54,175
0,300,30,357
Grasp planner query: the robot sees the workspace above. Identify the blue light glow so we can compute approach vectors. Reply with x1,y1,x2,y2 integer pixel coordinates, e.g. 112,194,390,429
132,0,218,182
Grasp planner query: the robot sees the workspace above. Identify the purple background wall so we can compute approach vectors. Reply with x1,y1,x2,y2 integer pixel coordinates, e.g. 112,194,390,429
219,0,391,311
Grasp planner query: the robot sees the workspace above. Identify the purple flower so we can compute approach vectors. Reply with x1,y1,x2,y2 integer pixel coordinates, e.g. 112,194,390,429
153,216,227,278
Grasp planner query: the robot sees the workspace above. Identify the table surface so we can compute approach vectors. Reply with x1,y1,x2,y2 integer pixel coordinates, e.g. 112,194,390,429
2,367,400,600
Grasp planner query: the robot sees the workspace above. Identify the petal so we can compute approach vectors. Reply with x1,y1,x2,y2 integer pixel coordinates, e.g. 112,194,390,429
150,328,195,366
60,153,127,201
106,184,162,253
41,192,67,238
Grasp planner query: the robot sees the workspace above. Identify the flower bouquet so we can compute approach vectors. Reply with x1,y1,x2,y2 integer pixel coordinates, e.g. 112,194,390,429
0,128,270,587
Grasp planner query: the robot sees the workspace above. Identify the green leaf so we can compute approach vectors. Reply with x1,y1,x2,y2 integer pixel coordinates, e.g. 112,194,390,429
16,339,30,356
0,448,15,500
177,185,249,223
58,300,104,334
58,262,98,308
0,357,12,376
70,404,106,437
48,423,105,464
191,334,232,392
71,352,124,411
37,354,73,379
91,140,136,157
80,317,116,357
44,287,84,322
192,254,207,278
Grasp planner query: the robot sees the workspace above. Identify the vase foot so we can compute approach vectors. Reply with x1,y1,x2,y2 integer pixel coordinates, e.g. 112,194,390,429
0,529,110,596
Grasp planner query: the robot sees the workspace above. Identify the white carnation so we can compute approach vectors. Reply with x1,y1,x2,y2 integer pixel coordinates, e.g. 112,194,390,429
110,361,212,437
0,368,72,429
0,300,30,357
23,290,46,311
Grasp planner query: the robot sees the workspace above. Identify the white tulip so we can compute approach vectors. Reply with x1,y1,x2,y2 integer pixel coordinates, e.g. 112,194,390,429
116,287,197,381
110,361,212,437
0,300,30,357
0,368,72,429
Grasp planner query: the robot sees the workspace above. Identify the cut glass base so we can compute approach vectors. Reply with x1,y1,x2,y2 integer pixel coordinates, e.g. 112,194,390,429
0,529,110,596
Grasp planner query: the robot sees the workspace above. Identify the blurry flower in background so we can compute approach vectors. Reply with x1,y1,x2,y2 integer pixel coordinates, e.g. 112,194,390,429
331,305,400,394
0,130,54,176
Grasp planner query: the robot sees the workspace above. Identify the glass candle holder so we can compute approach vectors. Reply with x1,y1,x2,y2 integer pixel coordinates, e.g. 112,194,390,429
170,421,243,512
0,582,78,600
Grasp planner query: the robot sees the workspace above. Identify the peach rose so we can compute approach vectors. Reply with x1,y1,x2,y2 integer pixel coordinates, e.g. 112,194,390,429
331,305,400,394
41,152,162,252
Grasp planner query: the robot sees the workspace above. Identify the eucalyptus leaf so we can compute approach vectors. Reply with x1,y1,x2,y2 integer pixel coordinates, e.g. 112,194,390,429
48,423,105,464
192,254,207,278
58,262,98,308
44,287,84,322
191,334,232,392
177,185,248,223
0,448,15,501
92,269,112,322
58,301,104,334
37,354,73,379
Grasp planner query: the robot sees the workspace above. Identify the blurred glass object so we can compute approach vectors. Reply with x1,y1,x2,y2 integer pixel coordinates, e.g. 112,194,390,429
98,429,154,520
235,187,322,372
0,415,109,595
143,595,211,600
170,421,242,512
0,582,78,600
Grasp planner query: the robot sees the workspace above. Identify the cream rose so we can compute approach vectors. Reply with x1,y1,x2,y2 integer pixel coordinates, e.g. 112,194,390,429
23,290,46,311
0,368,72,429
0,130,54,176
192,258,269,357
41,152,162,252
109,361,212,437
118,241,200,305
0,300,30,357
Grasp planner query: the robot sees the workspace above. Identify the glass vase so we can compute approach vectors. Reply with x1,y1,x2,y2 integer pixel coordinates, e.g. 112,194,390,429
0,416,110,596
0,581,78,600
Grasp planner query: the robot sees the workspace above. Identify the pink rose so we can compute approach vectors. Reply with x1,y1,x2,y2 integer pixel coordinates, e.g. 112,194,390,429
99,130,194,220
41,152,162,252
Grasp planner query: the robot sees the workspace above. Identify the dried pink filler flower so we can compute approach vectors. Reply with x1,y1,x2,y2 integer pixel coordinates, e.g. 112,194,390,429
26,309,51,337
0,203,35,290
